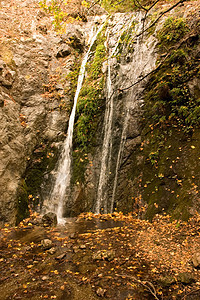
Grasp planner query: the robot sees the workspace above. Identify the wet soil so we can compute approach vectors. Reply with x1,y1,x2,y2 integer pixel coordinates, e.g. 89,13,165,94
1,213,200,300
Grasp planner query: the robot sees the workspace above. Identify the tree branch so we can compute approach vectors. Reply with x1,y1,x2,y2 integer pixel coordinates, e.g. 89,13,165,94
136,0,188,37
116,273,160,300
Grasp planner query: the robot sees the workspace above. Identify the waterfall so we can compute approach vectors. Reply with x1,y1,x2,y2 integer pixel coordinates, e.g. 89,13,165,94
47,23,105,223
95,39,114,214
96,12,157,213
96,16,135,214
110,13,145,212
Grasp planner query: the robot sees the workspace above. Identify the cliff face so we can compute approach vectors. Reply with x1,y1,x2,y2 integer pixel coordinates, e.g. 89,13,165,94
0,0,87,224
0,0,199,224
69,2,200,220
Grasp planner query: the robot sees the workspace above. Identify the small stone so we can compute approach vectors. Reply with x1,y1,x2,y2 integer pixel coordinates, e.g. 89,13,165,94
96,287,106,297
159,276,176,287
93,250,102,260
79,244,86,250
42,276,49,281
47,247,56,255
92,250,115,261
69,233,77,239
55,253,66,260
104,250,115,261
41,239,53,250
73,246,79,253
192,252,200,268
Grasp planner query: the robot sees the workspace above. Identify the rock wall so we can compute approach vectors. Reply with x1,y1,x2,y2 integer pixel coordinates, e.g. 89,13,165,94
0,18,86,224
69,5,200,221
1,0,199,224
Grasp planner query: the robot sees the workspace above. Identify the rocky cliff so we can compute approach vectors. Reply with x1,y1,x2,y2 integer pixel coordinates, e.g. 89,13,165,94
0,0,199,224
0,0,87,224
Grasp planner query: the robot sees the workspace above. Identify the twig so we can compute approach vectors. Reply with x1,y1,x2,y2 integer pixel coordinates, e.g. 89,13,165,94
181,288,200,299
134,0,148,11
116,273,160,300
120,24,197,92
136,0,188,37
87,0,101,12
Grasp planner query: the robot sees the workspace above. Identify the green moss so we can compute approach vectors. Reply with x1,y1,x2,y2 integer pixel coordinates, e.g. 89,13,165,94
65,57,81,103
115,21,136,62
157,17,189,50
140,125,200,221
16,141,59,223
71,30,107,183
144,17,200,131
101,0,135,13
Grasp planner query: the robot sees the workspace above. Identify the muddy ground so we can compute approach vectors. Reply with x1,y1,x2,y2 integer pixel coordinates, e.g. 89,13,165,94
1,212,200,299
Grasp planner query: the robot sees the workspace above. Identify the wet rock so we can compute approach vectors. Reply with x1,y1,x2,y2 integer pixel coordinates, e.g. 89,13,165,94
93,250,115,261
55,253,66,260
42,212,57,227
177,272,195,284
79,244,86,250
47,247,56,255
96,287,106,297
41,239,53,250
192,252,200,267
159,276,176,287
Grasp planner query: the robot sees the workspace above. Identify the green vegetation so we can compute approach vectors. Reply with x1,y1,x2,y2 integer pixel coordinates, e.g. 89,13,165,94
39,0,85,32
157,17,189,49
102,0,135,13
16,142,59,224
145,17,200,131
101,0,151,13
39,0,68,31
138,16,200,221
115,21,136,61
72,31,107,183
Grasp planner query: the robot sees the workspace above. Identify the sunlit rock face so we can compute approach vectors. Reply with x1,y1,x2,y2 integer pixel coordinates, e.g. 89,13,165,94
0,19,85,224
1,1,199,224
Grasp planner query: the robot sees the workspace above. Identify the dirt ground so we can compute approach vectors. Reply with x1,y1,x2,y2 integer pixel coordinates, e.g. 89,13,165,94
1,212,200,300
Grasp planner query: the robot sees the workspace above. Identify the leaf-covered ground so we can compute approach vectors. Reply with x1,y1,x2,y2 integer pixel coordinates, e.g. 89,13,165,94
1,212,200,299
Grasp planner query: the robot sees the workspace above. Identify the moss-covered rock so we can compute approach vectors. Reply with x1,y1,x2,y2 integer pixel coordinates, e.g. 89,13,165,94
136,15,200,221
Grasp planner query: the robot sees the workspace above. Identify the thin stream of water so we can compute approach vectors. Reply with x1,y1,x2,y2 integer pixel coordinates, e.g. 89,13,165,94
47,23,105,223
96,16,135,214
96,12,157,213
110,12,144,212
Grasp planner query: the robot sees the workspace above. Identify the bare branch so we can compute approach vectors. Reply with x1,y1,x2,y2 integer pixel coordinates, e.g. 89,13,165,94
136,0,188,37
134,0,148,11
87,0,101,12
116,274,160,300
147,0,160,13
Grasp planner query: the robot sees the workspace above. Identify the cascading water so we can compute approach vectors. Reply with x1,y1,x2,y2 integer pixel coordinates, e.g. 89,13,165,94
95,38,114,214
96,12,157,213
46,23,105,223
96,15,135,214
